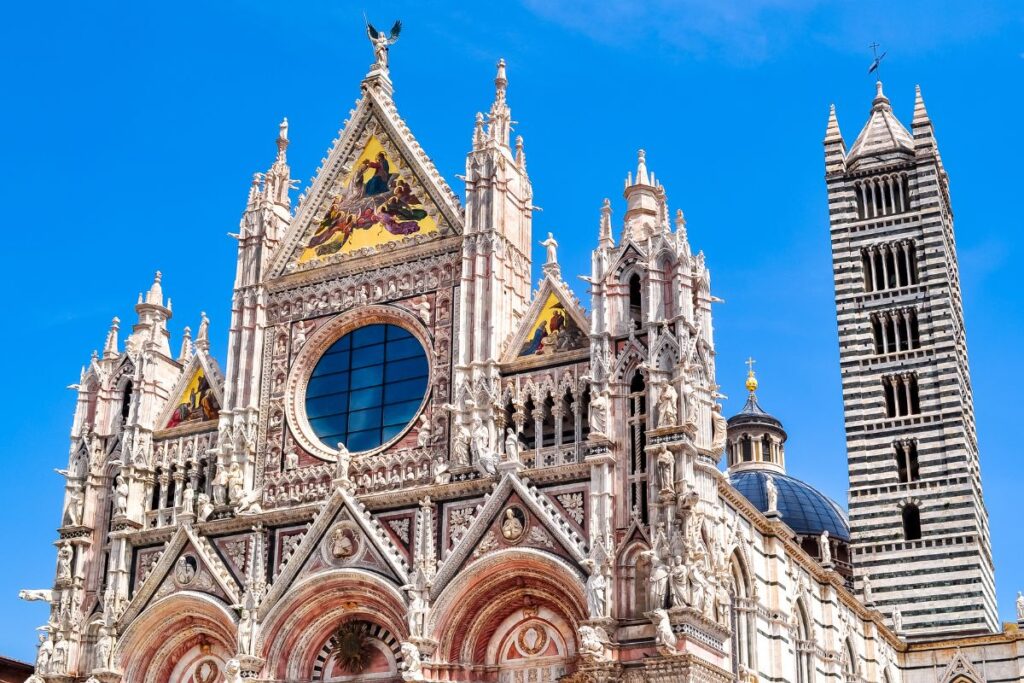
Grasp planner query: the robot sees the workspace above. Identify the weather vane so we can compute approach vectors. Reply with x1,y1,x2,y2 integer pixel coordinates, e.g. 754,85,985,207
868,42,886,82
365,15,402,72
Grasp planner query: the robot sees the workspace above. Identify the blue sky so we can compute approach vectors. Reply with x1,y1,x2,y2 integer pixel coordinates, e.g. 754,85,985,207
1,0,1022,662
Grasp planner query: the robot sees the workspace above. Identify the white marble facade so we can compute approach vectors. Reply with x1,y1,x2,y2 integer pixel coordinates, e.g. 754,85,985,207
20,30,1023,683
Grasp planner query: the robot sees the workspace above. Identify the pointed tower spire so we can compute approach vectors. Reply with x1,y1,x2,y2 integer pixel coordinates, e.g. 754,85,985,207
598,198,615,249
103,317,120,360
824,104,847,174
675,209,691,257
846,80,914,166
145,271,164,306
911,85,938,157
487,59,512,148
263,118,294,210
195,312,210,353
623,149,660,239
177,326,193,364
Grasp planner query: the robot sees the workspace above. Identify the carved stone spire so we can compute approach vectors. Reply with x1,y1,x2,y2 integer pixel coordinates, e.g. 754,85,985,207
598,198,614,249
487,59,512,148
177,326,193,365
103,317,120,360
263,118,294,210
824,104,846,174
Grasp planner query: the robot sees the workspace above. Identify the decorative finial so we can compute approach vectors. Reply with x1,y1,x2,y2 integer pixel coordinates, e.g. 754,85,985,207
365,19,402,72
145,271,164,306
636,149,649,185
868,42,886,82
745,357,758,394
495,58,508,97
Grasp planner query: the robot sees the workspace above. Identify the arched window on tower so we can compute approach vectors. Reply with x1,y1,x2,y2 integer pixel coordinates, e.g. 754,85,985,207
895,441,920,483
628,273,643,330
627,370,648,523
902,504,922,540
120,381,133,427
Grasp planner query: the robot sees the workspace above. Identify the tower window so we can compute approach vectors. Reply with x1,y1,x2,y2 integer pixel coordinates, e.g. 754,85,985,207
883,374,921,418
902,504,922,540
871,308,921,354
861,240,918,293
628,274,643,330
895,441,920,483
120,381,133,426
855,174,911,220
627,370,648,523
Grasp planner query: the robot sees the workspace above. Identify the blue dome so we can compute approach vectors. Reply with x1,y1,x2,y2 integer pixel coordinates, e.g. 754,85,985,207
729,471,850,541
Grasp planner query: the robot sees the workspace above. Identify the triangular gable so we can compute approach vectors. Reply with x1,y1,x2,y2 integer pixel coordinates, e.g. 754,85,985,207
269,81,463,278
939,649,985,683
155,351,224,431
503,276,589,362
258,487,409,620
607,241,646,280
119,525,240,628
430,473,588,600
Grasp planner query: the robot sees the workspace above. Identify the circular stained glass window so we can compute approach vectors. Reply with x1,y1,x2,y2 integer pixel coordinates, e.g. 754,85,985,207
305,324,428,453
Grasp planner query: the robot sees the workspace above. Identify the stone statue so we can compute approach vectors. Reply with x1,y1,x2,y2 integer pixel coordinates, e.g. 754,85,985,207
471,417,497,476
35,633,52,673
644,549,670,610
862,573,874,605
714,573,732,626
414,299,431,326
669,556,690,608
891,605,903,632
710,404,728,454
182,481,195,516
96,626,115,670
503,428,521,464
452,423,471,466
1016,591,1024,621
335,442,353,489
501,508,524,541
284,448,298,471
578,625,606,661
235,488,263,515
541,232,558,265
19,589,53,603
589,389,610,438
656,446,674,493
657,382,678,427
689,562,708,614
226,462,244,505
416,415,432,449
197,493,213,522
237,608,256,656
51,632,68,674
399,641,423,681
56,544,73,585
63,486,84,526
114,476,129,516
402,567,430,639
213,465,228,506
651,608,677,654
431,456,450,485
366,20,402,72
581,558,607,619
765,475,779,515
223,658,243,683
818,530,832,565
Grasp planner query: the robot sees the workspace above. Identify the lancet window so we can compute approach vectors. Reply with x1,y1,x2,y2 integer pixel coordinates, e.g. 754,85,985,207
871,307,921,354
627,370,648,523
895,440,920,483
882,373,921,418
861,240,918,292
854,173,911,219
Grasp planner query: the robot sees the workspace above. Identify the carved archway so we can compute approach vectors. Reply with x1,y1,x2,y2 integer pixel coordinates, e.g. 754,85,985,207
430,549,586,679
260,569,408,681
115,592,235,683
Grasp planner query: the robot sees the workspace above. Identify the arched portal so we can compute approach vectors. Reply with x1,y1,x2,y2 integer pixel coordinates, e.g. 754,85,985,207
115,592,236,683
431,549,587,681
259,569,408,682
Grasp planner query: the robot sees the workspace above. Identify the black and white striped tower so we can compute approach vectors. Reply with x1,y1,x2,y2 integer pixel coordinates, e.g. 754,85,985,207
824,81,998,639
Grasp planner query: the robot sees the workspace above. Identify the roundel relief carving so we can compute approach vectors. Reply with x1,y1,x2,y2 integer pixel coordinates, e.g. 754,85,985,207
174,555,199,586
323,521,363,565
500,506,528,544
516,623,550,657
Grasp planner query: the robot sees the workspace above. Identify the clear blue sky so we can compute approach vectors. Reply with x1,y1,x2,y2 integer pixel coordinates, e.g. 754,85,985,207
1,0,1021,662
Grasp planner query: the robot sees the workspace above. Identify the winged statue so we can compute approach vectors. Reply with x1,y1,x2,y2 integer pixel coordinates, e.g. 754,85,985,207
367,20,402,71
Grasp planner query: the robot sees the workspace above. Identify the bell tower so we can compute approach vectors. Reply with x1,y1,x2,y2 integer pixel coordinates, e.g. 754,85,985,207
825,82,997,638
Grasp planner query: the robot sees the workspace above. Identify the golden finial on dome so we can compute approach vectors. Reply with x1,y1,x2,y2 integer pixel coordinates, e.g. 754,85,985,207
745,356,758,394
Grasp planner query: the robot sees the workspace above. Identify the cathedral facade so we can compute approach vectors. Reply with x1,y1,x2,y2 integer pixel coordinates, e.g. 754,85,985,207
20,36,1024,683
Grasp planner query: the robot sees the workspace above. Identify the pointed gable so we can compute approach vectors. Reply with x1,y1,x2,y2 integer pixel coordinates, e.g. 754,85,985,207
270,75,463,278
503,275,589,362
155,350,224,432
